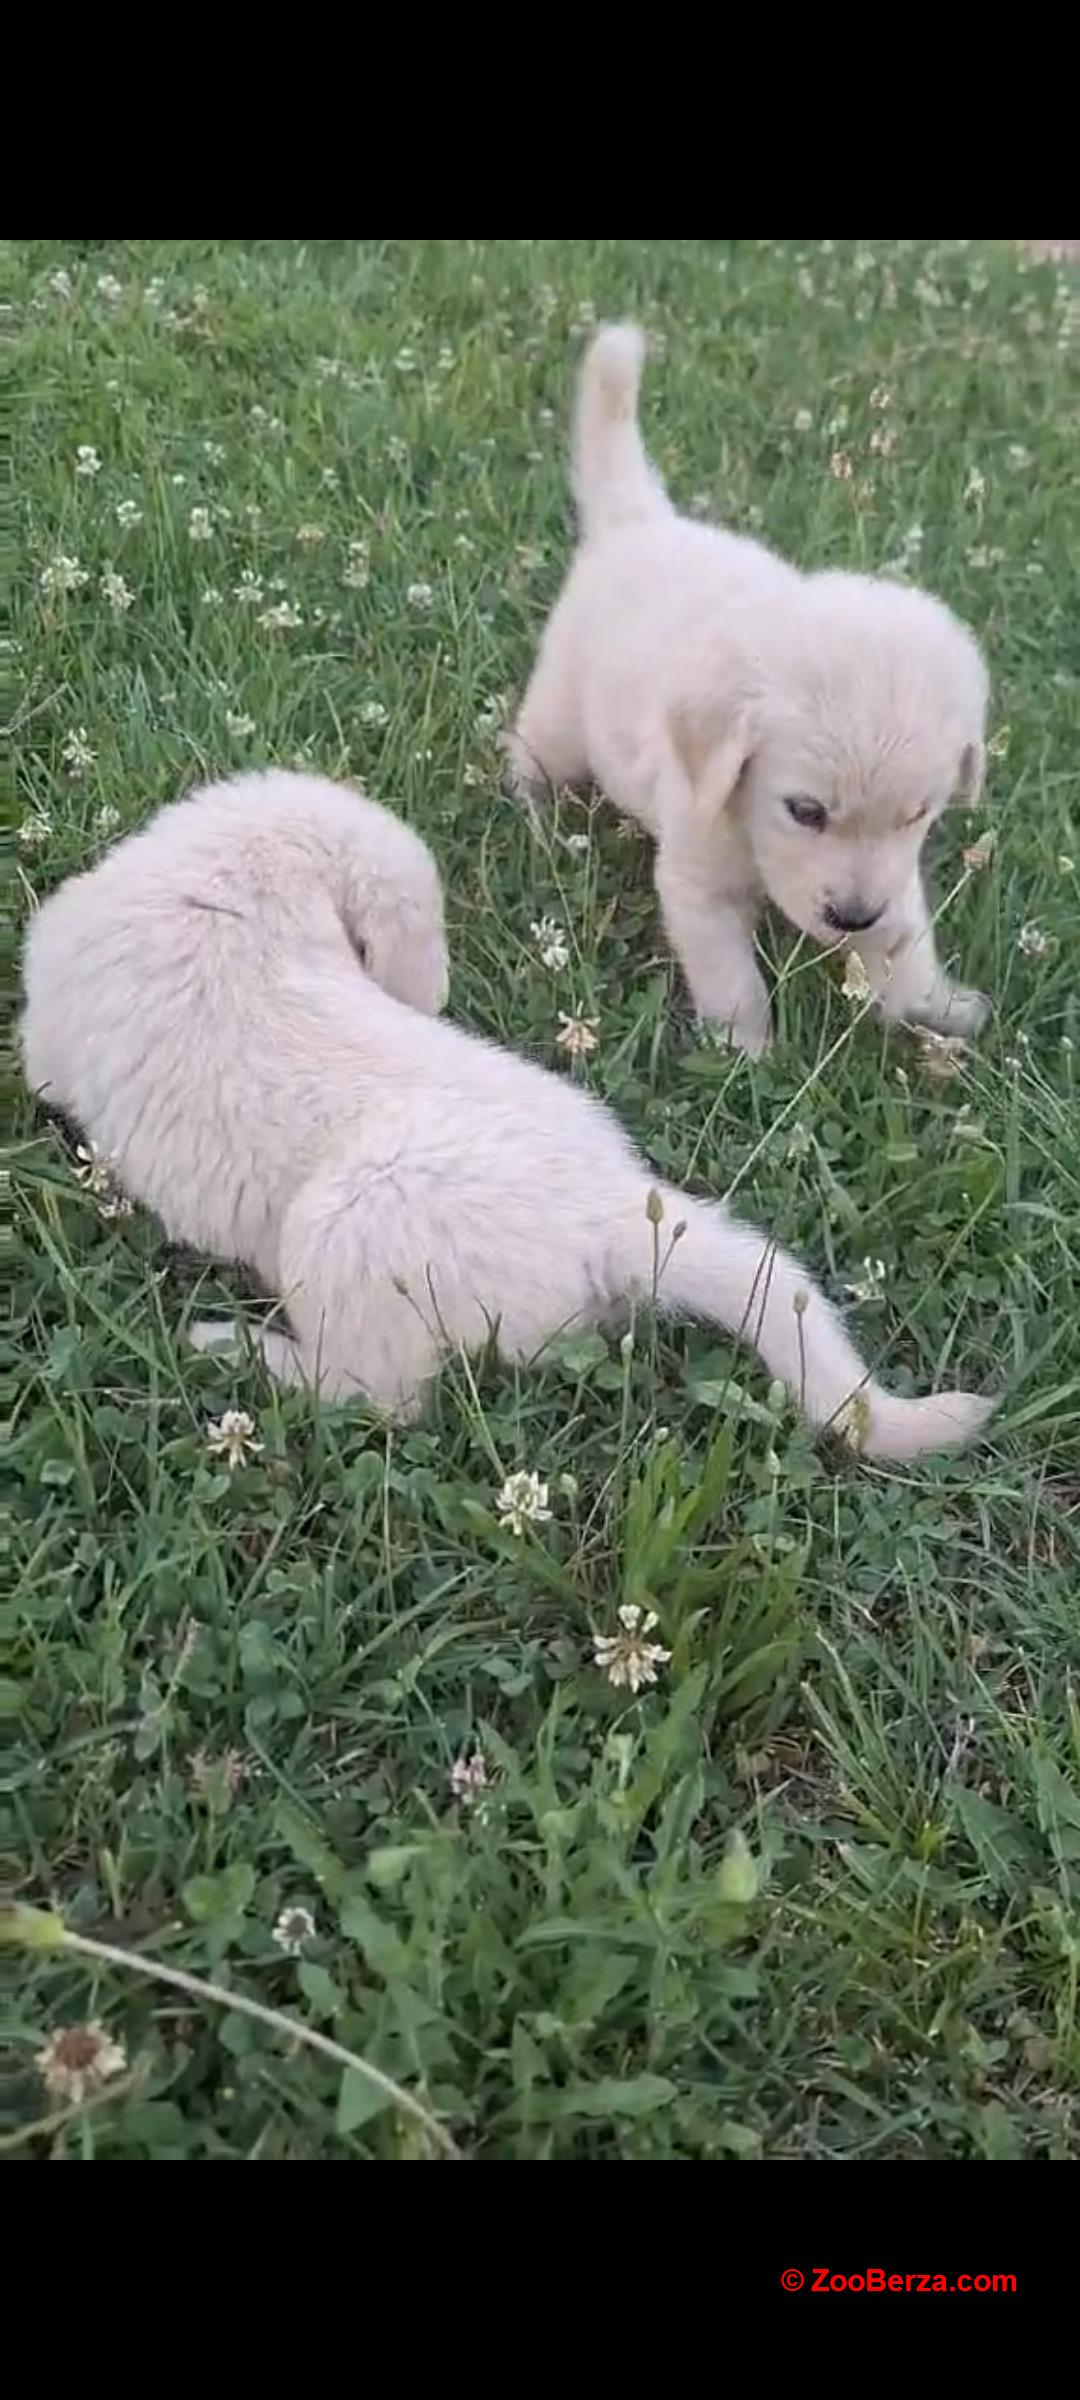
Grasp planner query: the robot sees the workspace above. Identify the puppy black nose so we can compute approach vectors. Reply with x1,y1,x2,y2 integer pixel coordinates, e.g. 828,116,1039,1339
823,901,883,933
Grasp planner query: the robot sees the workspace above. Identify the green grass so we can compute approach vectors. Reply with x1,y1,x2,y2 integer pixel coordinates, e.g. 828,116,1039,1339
8,239,1080,2161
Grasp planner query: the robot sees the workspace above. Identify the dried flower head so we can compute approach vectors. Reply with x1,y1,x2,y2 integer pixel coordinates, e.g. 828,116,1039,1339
840,951,872,1003
916,1031,968,1082
556,1011,600,1058
593,1603,671,1695
37,2020,127,2104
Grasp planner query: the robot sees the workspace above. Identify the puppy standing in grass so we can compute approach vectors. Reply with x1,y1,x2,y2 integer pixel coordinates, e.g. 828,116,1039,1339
508,327,991,1056
22,770,991,1458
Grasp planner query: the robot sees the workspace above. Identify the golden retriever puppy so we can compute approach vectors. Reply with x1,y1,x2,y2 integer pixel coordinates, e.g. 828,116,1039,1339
21,770,991,1458
508,327,990,1057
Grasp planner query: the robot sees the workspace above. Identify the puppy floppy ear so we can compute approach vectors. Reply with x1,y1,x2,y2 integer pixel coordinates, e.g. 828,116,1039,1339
668,700,753,820
951,739,985,807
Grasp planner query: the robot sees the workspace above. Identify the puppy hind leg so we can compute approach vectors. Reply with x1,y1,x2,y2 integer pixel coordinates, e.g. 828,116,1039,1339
277,1168,444,1419
188,1316,307,1389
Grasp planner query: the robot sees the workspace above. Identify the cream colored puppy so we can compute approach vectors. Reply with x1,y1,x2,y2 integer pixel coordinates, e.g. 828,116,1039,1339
21,769,991,1458
508,327,990,1056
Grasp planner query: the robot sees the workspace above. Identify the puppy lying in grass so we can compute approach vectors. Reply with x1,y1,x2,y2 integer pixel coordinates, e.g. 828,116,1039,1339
508,326,990,1058
22,770,991,1458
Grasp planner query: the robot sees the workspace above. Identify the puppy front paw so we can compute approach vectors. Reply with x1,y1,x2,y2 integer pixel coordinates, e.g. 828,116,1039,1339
909,983,991,1039
699,981,774,1058
500,727,550,805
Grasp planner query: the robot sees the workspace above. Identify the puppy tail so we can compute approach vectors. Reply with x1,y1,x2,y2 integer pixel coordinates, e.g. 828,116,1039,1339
623,1188,994,1462
572,325,669,538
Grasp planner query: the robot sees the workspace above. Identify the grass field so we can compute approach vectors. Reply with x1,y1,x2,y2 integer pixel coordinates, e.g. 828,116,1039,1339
9,239,1079,2161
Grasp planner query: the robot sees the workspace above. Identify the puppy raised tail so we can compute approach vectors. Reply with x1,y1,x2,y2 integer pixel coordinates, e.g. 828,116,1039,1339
630,1188,994,1463
572,325,669,538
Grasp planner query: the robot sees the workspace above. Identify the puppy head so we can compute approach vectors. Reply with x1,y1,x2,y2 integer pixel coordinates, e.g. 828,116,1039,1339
342,807,450,1015
679,575,987,945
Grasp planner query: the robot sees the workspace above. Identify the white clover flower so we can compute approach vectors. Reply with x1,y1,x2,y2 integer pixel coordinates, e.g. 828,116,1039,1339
233,571,264,606
37,2021,127,2103
188,505,213,542
343,538,370,589
74,1142,133,1217
226,710,257,739
295,522,325,546
869,384,891,410
495,1470,552,1536
100,567,134,613
531,915,569,972
205,1409,264,1470
406,581,435,610
272,1904,316,1956
257,600,302,631
19,812,52,850
395,347,418,373
830,450,854,481
359,700,388,729
201,586,223,607
75,444,102,478
1007,443,1033,470
40,553,90,597
203,439,226,464
1017,921,1052,959
964,465,987,506
94,803,121,839
49,268,75,302
846,1256,888,1304
792,407,813,433
564,832,590,854
95,273,124,305
450,1751,489,1805
115,498,143,531
593,1604,671,1695
556,1011,600,1058
61,727,96,776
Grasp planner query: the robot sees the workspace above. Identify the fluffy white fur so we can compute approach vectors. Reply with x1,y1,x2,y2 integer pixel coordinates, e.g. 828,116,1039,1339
508,326,991,1057
21,770,992,1460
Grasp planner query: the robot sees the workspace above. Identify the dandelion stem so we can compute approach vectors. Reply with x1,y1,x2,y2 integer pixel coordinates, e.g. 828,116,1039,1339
46,1925,462,2160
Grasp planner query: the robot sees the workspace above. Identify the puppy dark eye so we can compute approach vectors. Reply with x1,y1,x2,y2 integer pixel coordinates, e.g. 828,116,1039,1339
785,796,828,832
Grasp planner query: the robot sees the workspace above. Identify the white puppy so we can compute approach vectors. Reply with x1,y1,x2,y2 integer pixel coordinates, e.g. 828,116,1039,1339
509,327,990,1056
21,770,991,1459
